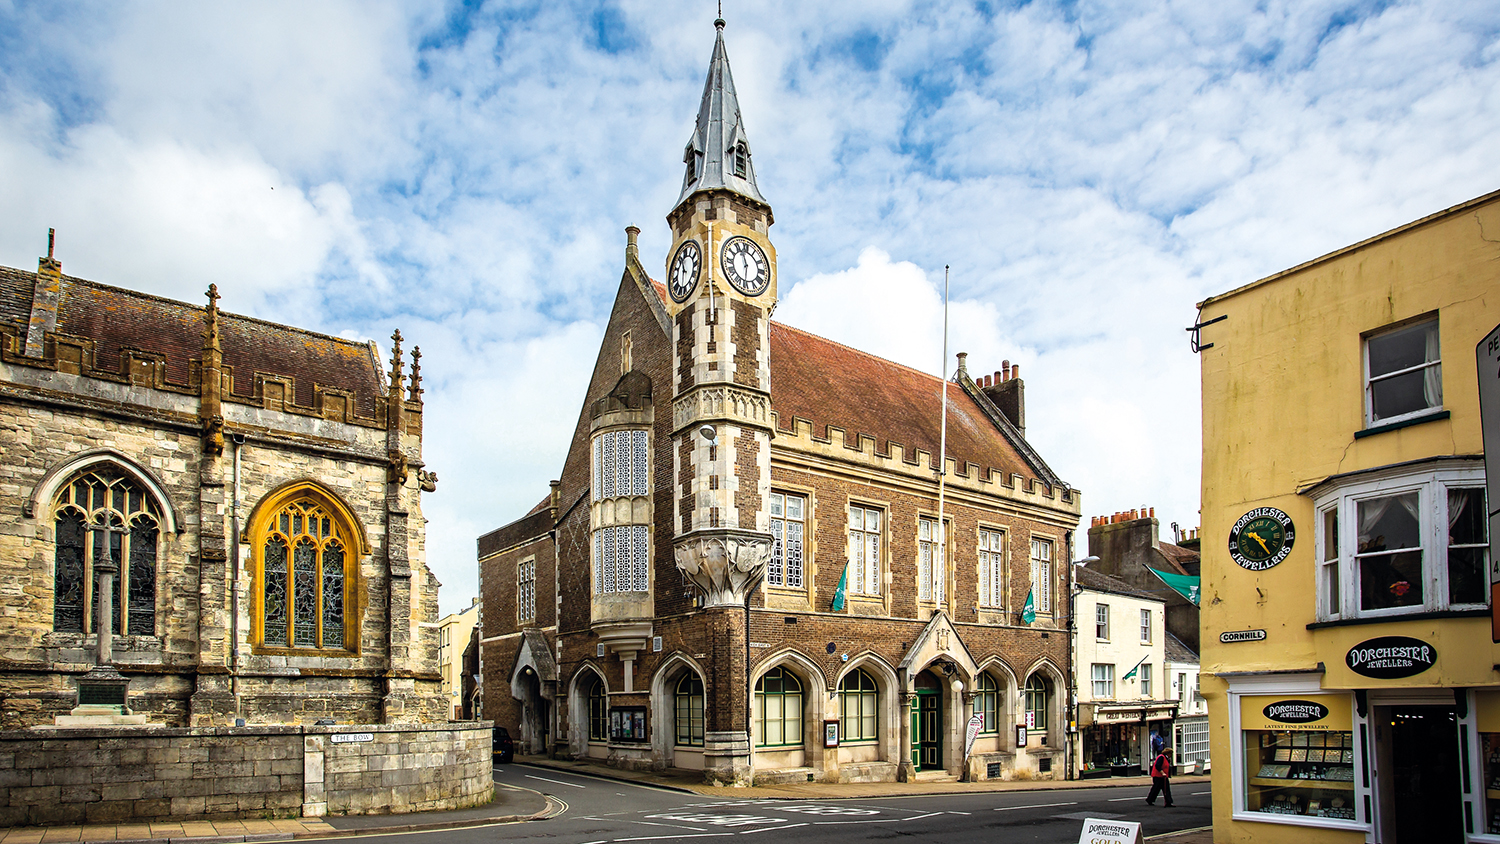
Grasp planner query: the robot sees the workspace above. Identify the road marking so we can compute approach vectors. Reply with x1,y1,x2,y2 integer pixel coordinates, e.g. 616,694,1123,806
1108,797,1144,802
525,774,587,788
947,811,972,815
615,835,736,842
1192,791,1211,795
994,801,1078,811
903,813,943,822
739,823,808,835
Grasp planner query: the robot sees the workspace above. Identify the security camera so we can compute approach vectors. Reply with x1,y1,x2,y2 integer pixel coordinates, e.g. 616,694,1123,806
698,424,717,441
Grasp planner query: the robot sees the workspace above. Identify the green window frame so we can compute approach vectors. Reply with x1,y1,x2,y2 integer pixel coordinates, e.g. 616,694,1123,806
840,668,879,742
1025,674,1051,744
755,667,803,747
675,673,705,747
976,672,1000,734
587,674,608,742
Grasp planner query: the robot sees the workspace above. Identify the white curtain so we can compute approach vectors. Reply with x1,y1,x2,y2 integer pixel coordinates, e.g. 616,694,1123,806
1423,322,1442,409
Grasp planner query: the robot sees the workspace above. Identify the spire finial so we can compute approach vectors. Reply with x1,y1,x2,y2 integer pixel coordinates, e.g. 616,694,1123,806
407,346,424,403
47,228,55,260
388,329,405,393
715,1,724,29
203,284,222,350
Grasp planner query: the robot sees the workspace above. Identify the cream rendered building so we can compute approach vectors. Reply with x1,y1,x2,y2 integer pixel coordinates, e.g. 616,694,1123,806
1198,189,1498,843
1073,567,1174,777
438,598,481,719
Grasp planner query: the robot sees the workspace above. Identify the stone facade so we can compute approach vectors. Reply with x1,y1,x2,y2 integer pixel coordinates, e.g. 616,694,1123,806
0,246,445,728
0,722,492,824
478,23,1082,786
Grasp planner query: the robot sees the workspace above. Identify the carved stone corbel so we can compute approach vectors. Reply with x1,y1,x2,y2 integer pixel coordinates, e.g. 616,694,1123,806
387,451,409,485
672,528,772,608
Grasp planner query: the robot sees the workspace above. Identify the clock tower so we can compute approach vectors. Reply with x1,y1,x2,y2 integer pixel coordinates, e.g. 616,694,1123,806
665,17,776,787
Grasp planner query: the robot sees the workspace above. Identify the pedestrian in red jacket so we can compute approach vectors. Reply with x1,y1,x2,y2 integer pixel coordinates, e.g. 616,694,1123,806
1146,748,1175,807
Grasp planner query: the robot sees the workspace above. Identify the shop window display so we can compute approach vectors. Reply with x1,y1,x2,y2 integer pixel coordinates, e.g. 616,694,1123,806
1482,731,1500,834
1244,729,1356,819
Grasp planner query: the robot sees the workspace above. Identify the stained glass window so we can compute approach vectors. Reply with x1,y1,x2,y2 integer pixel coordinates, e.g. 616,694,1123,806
260,498,352,650
51,466,160,636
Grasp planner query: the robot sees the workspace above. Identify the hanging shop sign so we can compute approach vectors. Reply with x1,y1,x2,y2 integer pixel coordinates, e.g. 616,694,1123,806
1227,507,1296,571
1345,635,1437,679
1220,629,1267,643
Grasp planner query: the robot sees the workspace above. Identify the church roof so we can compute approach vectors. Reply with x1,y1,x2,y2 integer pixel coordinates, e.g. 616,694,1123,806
0,264,386,417
673,20,768,213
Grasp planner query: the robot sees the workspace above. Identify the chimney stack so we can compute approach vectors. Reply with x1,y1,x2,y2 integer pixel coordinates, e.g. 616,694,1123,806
979,358,1025,437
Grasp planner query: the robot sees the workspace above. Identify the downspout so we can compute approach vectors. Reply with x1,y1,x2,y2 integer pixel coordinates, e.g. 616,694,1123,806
230,432,246,722
1064,529,1074,782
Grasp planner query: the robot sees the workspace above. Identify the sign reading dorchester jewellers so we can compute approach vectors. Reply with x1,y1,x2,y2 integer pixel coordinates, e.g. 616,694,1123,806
1077,818,1143,844
1346,636,1437,679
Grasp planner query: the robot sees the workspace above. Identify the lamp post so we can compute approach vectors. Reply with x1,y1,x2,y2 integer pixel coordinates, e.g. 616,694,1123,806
1065,555,1099,781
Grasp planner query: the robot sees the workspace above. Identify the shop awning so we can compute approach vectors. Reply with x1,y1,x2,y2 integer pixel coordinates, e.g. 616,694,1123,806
1148,566,1200,606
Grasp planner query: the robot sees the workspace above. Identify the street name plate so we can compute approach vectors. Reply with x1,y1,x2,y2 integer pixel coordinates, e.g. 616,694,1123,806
1221,629,1267,643
331,733,374,743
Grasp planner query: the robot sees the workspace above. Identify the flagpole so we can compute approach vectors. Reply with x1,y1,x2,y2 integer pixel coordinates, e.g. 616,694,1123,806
937,266,949,606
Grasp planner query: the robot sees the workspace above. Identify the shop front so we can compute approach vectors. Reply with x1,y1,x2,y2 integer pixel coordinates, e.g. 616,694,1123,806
1079,703,1176,777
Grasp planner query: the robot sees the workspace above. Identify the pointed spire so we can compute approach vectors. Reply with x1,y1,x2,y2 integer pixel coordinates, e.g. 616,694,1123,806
673,18,768,212
407,346,424,404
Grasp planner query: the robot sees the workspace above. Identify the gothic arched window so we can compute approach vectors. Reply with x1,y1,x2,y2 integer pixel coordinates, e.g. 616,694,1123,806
52,466,160,636
839,668,879,742
675,673,705,747
252,488,360,653
976,672,1001,734
1026,673,1052,745
587,673,608,742
755,666,803,747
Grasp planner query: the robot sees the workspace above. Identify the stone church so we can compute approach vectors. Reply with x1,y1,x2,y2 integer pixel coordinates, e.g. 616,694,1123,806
478,20,1082,785
0,235,445,728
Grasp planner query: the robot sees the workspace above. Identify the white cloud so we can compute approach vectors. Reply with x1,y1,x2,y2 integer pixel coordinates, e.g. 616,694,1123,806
1,0,1497,613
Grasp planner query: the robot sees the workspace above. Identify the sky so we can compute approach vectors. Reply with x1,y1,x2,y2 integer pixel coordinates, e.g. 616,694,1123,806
2,0,1497,616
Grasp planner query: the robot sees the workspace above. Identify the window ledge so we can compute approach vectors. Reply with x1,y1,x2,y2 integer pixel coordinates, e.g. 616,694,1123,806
1354,409,1449,439
1306,608,1489,630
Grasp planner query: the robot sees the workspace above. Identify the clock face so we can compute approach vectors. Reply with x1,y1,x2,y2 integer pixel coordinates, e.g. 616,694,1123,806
668,240,701,303
1228,507,1296,571
720,236,770,296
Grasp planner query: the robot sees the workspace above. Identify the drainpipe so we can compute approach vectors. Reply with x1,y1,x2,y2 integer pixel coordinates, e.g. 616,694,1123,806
230,432,246,721
1065,530,1075,782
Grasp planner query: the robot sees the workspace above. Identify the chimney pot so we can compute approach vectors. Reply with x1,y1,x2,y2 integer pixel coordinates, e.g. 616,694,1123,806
1011,363,1019,379
625,225,640,261
956,351,968,375
1002,361,1011,380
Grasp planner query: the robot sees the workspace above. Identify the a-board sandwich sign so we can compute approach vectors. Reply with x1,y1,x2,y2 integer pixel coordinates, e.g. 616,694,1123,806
1077,817,1143,844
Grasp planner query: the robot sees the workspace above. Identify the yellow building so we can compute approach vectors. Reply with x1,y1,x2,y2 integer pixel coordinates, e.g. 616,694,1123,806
1197,189,1499,843
437,598,481,720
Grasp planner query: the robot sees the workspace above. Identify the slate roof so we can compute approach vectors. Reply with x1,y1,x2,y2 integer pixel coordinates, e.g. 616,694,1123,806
0,264,386,417
1077,565,1163,602
1165,631,1199,664
1156,541,1200,574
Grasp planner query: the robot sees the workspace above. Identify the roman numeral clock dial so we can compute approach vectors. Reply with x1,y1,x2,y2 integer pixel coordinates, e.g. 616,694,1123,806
721,236,770,296
669,240,702,303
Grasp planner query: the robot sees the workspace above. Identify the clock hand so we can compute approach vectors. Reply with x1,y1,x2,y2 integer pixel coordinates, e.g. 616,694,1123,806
1248,531,1270,553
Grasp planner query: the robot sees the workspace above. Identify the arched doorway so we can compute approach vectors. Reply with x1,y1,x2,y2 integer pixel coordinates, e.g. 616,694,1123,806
912,669,943,771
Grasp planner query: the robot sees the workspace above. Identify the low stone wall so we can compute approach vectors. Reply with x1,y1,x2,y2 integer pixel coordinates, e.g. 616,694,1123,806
0,721,492,826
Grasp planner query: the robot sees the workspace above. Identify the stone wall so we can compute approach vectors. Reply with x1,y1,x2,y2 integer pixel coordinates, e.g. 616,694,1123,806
0,722,492,826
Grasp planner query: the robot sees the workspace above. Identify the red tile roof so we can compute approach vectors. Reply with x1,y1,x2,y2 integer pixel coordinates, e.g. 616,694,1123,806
643,278,1041,484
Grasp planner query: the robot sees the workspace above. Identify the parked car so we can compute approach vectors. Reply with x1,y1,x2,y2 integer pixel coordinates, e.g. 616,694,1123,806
493,726,514,763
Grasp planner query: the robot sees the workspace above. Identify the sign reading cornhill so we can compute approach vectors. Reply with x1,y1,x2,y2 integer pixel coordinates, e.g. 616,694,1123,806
1264,700,1330,724
1077,818,1143,844
1346,636,1437,679
1221,629,1267,643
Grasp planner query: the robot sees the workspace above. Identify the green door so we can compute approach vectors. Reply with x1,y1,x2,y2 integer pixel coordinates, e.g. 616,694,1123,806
913,689,942,770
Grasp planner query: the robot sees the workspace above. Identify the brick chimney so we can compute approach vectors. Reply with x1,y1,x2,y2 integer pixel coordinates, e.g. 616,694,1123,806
979,359,1025,437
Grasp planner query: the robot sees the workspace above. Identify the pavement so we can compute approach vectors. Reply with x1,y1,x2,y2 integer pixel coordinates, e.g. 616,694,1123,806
0,755,1214,844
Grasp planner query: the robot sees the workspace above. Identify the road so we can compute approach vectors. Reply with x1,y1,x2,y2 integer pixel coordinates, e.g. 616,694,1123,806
341,764,1211,844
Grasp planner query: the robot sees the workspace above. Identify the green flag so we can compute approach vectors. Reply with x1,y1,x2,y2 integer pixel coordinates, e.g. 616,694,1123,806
1123,655,1147,681
1021,588,1036,624
832,565,848,611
